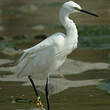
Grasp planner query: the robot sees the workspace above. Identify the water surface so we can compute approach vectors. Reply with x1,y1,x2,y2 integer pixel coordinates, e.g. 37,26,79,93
0,0,110,110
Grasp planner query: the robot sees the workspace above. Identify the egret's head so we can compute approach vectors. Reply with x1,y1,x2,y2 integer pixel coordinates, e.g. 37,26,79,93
62,1,98,17
63,1,81,13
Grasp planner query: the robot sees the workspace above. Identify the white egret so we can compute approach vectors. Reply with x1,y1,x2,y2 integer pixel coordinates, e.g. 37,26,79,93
15,1,98,110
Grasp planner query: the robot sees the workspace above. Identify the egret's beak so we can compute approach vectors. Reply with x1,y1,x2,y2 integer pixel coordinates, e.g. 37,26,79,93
80,9,99,17
75,7,98,17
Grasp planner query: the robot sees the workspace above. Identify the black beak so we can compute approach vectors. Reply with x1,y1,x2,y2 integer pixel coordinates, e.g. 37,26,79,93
80,9,99,17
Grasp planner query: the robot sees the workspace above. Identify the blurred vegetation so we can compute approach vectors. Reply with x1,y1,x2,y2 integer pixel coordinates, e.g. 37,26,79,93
0,25,110,50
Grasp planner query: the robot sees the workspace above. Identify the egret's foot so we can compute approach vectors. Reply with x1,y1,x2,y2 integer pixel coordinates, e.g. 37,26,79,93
33,97,44,110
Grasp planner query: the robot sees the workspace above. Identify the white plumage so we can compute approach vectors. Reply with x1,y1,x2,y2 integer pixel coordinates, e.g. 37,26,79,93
15,1,97,80
16,31,77,79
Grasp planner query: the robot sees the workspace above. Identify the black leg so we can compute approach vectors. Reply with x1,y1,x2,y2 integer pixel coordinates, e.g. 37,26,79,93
28,75,44,110
45,77,50,110
28,75,39,97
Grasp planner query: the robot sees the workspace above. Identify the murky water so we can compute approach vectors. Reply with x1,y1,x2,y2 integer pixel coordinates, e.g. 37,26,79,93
0,55,110,110
0,0,110,110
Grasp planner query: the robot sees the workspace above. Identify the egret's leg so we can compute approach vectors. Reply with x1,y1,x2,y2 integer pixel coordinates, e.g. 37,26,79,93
45,76,50,110
28,75,38,97
28,75,44,110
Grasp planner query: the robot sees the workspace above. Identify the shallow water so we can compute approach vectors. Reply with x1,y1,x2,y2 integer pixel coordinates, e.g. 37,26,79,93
0,55,110,110
0,0,110,110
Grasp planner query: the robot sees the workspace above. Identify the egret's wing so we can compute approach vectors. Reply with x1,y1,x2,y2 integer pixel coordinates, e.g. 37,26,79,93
16,32,65,77
16,43,54,77
18,42,52,63
19,32,65,62
18,44,50,62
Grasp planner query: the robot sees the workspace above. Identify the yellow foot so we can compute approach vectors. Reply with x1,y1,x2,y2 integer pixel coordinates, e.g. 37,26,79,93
33,97,44,110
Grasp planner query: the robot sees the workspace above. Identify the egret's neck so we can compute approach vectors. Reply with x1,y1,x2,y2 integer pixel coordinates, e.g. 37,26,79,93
59,8,78,40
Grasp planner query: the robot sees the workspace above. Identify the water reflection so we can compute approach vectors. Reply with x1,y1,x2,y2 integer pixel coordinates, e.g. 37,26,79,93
0,73,102,95
56,58,110,75
0,58,108,95
0,59,109,109
25,78,102,95
0,58,14,65
0,58,109,76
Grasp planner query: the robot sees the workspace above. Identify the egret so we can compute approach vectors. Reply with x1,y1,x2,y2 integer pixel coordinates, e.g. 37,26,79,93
16,1,98,110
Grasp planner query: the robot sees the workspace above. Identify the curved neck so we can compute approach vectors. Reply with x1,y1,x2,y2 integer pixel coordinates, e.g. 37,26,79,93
59,7,78,39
